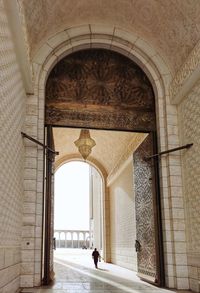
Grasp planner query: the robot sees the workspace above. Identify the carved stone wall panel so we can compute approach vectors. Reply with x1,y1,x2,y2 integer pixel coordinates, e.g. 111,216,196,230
134,134,157,281
45,49,156,132
170,40,200,103
178,80,200,253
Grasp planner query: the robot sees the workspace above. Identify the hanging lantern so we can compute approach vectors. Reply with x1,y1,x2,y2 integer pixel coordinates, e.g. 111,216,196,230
74,129,96,160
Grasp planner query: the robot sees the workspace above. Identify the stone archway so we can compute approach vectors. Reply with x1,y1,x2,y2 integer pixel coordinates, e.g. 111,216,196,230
55,156,109,258
54,159,106,252
44,48,164,285
22,25,189,290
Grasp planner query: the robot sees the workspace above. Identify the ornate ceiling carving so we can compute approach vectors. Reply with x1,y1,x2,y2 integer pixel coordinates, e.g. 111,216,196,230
46,49,155,132
19,0,200,73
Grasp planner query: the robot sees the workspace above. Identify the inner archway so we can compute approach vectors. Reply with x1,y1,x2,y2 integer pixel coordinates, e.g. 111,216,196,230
54,162,90,233
53,160,104,267
54,161,104,251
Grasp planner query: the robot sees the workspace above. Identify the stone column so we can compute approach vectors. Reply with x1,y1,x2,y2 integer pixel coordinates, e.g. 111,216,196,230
77,232,80,248
65,232,67,248
71,232,73,248
58,232,61,248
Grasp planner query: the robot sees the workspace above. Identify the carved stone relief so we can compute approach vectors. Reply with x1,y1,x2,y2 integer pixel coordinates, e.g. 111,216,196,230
170,40,200,102
134,134,157,282
45,49,156,131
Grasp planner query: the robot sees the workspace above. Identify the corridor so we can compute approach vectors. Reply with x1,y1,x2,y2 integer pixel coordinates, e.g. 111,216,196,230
22,250,190,293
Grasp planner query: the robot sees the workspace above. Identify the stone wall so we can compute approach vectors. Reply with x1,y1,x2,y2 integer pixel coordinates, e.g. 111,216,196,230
20,97,44,287
178,81,200,293
109,158,137,271
0,0,26,291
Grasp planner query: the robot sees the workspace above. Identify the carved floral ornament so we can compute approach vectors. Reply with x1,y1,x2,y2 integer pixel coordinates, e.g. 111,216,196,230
45,49,156,131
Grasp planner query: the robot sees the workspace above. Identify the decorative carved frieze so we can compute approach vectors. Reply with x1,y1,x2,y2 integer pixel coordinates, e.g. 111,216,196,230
45,49,156,131
170,40,200,104
46,107,155,131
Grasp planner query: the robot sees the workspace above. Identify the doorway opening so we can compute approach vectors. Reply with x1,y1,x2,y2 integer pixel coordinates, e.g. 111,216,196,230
43,48,164,286
46,126,163,282
54,161,90,249
53,159,104,269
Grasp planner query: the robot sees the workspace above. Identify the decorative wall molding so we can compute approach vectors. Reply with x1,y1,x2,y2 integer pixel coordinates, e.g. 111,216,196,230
170,40,200,105
32,25,171,98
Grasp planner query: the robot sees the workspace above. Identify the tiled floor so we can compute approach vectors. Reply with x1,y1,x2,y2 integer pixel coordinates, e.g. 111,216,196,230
22,249,191,293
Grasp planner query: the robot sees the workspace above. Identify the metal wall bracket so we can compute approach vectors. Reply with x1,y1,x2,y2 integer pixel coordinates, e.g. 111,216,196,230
145,143,193,160
21,132,59,155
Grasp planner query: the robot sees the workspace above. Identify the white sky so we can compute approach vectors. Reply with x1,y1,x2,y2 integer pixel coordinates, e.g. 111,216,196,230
54,161,90,230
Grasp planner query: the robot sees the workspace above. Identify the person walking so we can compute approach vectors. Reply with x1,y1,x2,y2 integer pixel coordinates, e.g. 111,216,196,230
92,248,100,268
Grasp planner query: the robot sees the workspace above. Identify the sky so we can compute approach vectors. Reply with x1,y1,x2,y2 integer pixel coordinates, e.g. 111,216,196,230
54,161,90,231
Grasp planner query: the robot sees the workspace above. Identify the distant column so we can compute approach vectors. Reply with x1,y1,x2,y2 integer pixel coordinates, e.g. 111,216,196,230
58,232,61,248
71,232,73,248
77,232,80,248
65,232,67,248
83,232,86,247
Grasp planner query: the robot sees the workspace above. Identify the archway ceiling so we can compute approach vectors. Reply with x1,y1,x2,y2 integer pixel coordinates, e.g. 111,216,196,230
20,0,200,73
53,127,144,175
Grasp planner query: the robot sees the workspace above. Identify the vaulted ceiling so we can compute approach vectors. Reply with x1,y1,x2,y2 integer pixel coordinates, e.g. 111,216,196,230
20,0,200,73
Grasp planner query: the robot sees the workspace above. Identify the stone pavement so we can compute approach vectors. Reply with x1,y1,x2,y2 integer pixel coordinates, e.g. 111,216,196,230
22,249,191,293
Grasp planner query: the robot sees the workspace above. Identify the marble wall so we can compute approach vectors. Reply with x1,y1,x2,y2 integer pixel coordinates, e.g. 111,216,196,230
178,81,200,292
109,158,137,271
0,0,26,292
